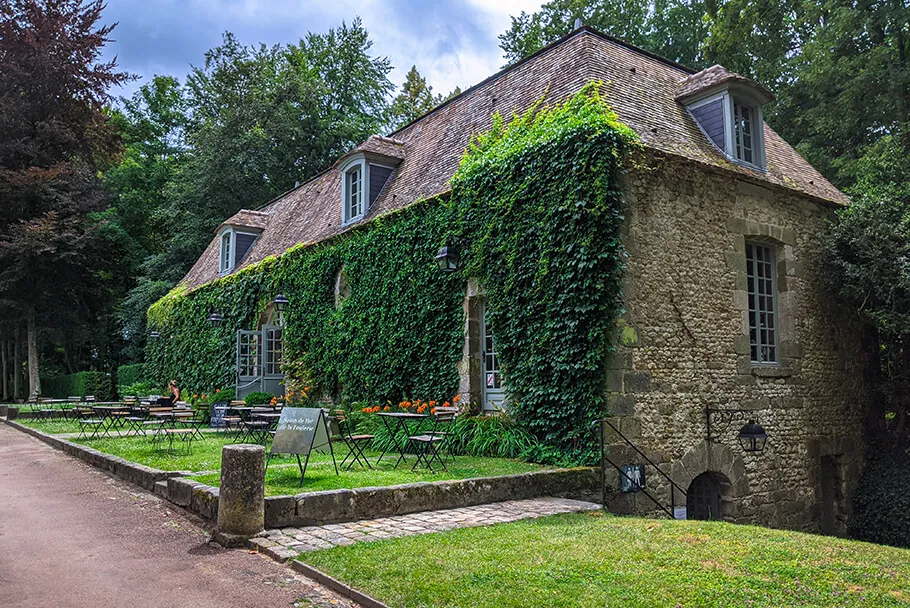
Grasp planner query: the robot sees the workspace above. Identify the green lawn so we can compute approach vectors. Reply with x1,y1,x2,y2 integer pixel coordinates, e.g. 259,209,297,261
299,511,910,608
59,432,544,495
17,417,84,435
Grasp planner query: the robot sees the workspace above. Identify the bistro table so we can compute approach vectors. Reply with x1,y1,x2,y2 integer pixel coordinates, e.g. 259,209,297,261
90,403,131,438
376,412,428,467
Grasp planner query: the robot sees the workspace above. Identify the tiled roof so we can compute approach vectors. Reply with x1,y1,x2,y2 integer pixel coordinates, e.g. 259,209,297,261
338,135,406,163
217,209,269,232
179,27,848,291
677,64,774,104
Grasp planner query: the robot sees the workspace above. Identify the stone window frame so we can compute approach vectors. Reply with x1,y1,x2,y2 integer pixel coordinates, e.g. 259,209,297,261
726,218,803,378
745,241,779,365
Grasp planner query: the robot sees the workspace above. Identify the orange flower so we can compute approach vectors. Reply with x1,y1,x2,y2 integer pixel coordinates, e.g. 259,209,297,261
417,405,426,413
429,400,436,407
215,389,221,394
443,401,450,407
193,394,199,399
362,407,370,413
383,405,391,411
430,407,436,414
372,406,381,413
453,395,461,403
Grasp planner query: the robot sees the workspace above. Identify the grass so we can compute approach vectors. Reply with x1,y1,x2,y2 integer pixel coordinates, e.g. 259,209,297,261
299,511,910,608
17,416,84,435
58,433,544,495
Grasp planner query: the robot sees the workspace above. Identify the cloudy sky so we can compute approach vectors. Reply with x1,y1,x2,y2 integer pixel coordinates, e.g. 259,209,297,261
100,0,545,101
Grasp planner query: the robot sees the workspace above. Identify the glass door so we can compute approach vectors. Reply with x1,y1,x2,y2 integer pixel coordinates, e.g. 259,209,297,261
236,330,262,398
481,304,506,412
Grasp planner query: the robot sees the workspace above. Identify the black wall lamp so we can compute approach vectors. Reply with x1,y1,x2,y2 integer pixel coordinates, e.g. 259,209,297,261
706,406,768,453
273,293,289,312
435,245,459,273
207,307,224,326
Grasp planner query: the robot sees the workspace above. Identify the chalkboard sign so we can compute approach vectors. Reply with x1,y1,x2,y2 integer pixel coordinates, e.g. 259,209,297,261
267,407,337,486
209,402,228,428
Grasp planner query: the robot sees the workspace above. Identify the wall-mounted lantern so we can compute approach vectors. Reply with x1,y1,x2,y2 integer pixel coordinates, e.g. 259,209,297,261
207,308,224,326
273,293,289,313
706,406,768,454
737,420,768,453
434,245,459,273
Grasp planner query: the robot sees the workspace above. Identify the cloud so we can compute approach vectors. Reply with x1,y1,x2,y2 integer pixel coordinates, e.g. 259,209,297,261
101,0,543,101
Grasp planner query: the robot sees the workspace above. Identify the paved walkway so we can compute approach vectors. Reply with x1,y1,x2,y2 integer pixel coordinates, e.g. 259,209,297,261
253,497,601,561
0,422,354,608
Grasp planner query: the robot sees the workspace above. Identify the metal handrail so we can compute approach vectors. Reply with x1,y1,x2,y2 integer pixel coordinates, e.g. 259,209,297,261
591,418,687,519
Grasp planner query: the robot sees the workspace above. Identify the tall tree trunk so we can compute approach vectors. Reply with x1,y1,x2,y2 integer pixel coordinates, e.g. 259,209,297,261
1,338,8,401
27,312,40,398
13,326,21,402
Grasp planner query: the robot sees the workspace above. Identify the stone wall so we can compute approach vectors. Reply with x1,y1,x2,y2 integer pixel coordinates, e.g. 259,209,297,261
601,155,871,534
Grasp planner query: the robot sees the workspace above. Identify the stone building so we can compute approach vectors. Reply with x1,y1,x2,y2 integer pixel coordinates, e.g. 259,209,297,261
173,27,868,534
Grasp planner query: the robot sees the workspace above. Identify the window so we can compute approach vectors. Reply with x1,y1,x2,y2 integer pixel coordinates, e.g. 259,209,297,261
734,102,755,165
220,231,232,274
685,93,766,170
264,327,282,375
344,164,364,223
746,242,778,363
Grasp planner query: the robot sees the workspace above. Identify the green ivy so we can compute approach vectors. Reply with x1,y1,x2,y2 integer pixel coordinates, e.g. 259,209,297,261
146,83,635,460
449,83,637,454
147,202,466,405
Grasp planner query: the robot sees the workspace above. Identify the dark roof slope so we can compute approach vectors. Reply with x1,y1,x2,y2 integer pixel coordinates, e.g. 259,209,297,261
179,28,848,291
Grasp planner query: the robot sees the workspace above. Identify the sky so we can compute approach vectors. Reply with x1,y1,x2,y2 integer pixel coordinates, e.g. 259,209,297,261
100,0,545,101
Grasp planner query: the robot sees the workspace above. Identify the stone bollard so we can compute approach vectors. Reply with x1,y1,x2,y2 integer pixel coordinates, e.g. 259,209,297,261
0,404,8,418
213,444,265,548
7,406,19,420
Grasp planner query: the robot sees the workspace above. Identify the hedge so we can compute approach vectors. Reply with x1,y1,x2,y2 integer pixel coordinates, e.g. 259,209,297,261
41,371,113,400
117,363,145,388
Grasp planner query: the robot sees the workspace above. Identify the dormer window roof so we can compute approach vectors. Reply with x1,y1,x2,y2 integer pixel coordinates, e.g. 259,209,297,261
677,65,773,171
338,136,404,225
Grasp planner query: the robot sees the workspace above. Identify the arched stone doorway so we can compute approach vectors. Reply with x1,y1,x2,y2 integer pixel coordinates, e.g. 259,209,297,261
669,440,750,523
687,472,728,521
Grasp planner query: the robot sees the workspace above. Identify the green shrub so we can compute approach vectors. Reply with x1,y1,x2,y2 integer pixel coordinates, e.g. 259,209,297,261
213,386,235,402
117,363,145,388
244,391,275,405
850,450,910,548
119,381,161,397
447,414,540,458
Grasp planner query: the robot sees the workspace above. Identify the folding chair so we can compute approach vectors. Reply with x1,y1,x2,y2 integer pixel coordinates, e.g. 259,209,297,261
75,407,106,440
332,409,374,470
408,410,456,472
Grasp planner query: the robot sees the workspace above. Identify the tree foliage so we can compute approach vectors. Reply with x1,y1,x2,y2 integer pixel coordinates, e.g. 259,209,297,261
0,0,128,391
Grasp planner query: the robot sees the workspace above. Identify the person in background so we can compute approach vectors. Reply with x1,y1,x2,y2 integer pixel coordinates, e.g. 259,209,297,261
157,380,180,407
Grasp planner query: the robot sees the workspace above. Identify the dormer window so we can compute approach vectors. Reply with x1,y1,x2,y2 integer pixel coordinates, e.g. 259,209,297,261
678,65,773,171
218,227,260,275
339,152,397,225
344,163,364,223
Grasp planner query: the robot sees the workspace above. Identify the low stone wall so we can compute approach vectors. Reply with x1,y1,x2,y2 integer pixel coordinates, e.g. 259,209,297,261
264,467,599,528
1,418,181,492
2,419,600,528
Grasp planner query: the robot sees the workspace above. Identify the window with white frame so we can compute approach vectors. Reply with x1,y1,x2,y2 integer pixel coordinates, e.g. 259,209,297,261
344,164,364,223
220,230,232,274
733,101,755,165
746,242,778,364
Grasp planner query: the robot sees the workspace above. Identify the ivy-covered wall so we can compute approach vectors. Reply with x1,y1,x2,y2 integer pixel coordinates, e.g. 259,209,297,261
147,84,636,456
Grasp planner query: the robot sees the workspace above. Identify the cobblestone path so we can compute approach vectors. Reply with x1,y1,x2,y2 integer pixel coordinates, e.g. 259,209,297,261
250,497,601,561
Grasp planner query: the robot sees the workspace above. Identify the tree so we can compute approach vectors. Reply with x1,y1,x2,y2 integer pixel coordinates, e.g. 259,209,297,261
499,0,711,68
0,0,127,397
390,66,442,129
